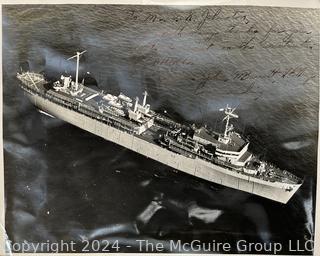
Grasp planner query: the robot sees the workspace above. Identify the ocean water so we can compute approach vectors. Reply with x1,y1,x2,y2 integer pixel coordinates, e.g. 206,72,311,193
2,5,319,254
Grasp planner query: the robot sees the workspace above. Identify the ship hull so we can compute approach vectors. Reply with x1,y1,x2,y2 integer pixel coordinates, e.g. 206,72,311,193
27,92,301,204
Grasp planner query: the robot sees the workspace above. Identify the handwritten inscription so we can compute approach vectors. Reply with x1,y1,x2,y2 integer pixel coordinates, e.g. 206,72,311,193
127,8,317,51
151,56,194,66
125,6,317,99
127,9,249,28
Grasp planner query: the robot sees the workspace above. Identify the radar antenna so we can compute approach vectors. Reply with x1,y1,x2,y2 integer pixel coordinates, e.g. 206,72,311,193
219,104,239,143
67,50,86,91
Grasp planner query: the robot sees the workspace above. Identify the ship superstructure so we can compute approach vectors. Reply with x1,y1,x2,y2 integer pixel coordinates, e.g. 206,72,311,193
16,51,302,203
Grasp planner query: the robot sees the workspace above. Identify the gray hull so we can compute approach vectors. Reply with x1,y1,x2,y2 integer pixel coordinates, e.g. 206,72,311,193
29,93,301,204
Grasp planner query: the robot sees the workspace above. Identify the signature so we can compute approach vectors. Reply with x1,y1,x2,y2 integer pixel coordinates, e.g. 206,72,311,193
189,66,316,97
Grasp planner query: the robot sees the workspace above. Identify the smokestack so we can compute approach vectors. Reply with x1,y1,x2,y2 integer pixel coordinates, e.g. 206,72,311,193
142,91,148,106
134,97,139,112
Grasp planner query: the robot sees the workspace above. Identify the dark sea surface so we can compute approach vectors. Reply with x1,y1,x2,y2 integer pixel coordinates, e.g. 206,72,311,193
3,5,319,254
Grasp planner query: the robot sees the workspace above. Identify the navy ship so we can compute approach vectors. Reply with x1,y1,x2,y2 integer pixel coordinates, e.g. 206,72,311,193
16,51,302,203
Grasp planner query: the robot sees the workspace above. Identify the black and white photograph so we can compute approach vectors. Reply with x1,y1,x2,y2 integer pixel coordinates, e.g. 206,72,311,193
2,2,319,255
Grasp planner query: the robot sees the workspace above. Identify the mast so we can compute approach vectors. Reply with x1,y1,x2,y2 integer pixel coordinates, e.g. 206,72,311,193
219,105,238,143
224,112,230,138
75,53,79,87
67,50,86,91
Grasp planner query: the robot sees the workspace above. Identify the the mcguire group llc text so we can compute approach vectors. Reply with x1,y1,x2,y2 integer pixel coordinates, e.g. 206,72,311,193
6,239,314,254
